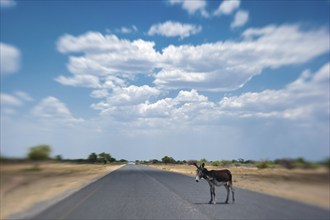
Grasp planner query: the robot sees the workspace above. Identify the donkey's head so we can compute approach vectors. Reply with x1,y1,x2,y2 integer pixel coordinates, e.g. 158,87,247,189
193,163,207,182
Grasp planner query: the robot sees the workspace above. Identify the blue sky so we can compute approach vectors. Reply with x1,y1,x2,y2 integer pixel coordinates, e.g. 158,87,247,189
1,0,329,161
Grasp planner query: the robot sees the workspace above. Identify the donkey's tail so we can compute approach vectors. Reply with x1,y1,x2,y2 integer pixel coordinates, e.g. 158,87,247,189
227,170,233,186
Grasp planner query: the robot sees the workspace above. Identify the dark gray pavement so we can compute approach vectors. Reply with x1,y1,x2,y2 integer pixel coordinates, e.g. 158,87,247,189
33,165,329,219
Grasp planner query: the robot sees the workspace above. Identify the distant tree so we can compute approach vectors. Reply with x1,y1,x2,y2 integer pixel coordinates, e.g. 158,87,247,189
98,152,116,164
55,155,63,161
161,156,176,164
28,144,52,168
98,152,107,164
238,158,245,163
199,158,208,164
109,156,116,163
88,153,98,163
150,159,160,164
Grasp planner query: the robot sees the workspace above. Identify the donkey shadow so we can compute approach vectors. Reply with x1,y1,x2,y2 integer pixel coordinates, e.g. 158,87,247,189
193,202,234,205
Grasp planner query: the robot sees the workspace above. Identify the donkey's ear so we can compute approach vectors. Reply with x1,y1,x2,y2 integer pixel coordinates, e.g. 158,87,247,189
192,162,199,168
202,163,205,168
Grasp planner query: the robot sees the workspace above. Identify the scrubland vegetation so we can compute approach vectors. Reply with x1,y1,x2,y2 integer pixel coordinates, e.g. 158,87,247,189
136,156,330,170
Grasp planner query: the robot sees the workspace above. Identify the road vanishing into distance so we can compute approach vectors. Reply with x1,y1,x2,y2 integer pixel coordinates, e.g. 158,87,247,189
33,165,329,219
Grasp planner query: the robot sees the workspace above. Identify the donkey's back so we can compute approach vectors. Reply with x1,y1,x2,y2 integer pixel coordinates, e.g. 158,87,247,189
209,169,232,183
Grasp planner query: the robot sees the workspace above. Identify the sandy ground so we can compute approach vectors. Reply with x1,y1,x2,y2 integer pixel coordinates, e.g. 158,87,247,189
0,162,124,219
149,164,330,209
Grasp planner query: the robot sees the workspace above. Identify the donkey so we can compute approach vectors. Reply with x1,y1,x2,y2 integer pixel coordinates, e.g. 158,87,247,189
193,162,235,204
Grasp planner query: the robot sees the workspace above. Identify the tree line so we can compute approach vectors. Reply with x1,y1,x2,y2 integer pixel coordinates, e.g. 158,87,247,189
1,144,329,170
136,156,330,170
0,144,127,165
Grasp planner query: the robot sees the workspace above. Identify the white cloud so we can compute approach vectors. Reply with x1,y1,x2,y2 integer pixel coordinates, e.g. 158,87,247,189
1,93,23,107
214,0,240,16
95,85,160,107
1,91,33,115
56,32,160,84
90,89,110,99
116,25,138,34
32,96,84,124
0,0,16,8
219,63,330,120
91,62,329,128
213,1,248,30
55,74,101,88
0,91,33,107
91,85,161,119
14,91,33,102
0,42,21,75
148,21,202,39
56,25,329,93
168,0,208,17
156,25,329,91
94,89,214,122
231,10,249,28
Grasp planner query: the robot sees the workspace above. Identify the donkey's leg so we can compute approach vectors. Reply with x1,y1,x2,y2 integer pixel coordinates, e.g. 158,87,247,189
212,185,216,204
231,185,235,203
225,185,230,203
208,184,213,204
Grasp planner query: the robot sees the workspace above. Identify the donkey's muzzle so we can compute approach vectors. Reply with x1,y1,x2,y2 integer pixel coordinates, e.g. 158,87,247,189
196,179,199,182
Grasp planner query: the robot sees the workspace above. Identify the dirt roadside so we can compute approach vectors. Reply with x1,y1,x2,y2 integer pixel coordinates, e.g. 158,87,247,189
149,164,330,209
0,163,124,220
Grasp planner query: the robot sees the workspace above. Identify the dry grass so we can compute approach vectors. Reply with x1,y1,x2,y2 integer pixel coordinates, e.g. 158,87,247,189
0,162,124,219
149,164,330,209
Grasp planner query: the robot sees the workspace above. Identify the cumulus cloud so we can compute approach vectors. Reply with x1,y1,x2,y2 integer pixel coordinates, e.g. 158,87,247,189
55,25,329,124
93,89,214,122
57,32,160,81
32,96,83,124
168,0,208,17
155,24,329,91
148,21,202,39
87,62,329,128
0,42,21,75
138,89,215,121
55,74,101,88
231,10,249,28
219,63,330,120
214,0,240,16
213,1,248,29
56,25,329,93
92,85,160,108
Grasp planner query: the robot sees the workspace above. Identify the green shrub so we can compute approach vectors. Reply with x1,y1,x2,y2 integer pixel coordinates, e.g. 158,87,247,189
220,160,232,167
211,161,221,166
256,161,274,169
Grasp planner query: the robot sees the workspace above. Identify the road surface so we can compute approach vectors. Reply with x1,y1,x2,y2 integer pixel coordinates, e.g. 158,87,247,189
33,165,329,219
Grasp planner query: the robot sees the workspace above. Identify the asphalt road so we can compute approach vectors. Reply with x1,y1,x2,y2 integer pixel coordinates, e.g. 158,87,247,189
33,165,329,219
